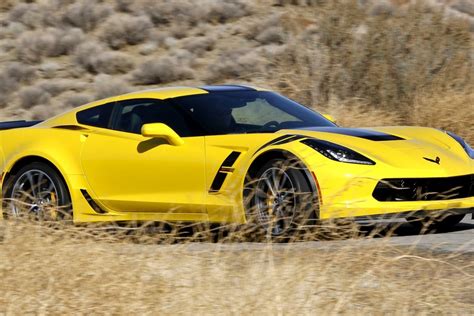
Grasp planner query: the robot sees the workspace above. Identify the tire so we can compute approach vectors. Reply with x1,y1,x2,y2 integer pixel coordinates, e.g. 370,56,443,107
2,162,72,221
244,158,316,239
408,213,465,233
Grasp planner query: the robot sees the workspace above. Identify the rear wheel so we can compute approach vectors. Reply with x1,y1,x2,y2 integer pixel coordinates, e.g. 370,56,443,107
244,158,316,238
3,162,72,221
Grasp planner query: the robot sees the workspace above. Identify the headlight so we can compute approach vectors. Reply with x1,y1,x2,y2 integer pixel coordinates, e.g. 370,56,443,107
301,139,375,165
446,131,474,159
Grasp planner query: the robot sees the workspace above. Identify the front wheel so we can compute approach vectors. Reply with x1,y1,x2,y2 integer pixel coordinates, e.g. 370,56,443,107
3,162,72,221
244,158,316,238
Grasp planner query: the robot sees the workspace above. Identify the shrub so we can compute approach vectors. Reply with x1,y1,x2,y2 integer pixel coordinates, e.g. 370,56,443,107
270,0,473,110
17,27,84,63
74,41,105,73
93,51,135,75
206,49,265,82
65,93,93,108
4,62,36,83
131,57,195,85
142,0,251,26
38,80,84,97
255,26,286,45
9,3,43,29
8,1,64,29
0,72,18,107
18,86,51,109
39,62,61,79
0,63,36,107
62,1,112,32
30,104,58,120
452,0,474,16
74,42,134,75
100,15,153,50
245,14,286,44
94,75,132,99
115,0,134,13
182,36,216,56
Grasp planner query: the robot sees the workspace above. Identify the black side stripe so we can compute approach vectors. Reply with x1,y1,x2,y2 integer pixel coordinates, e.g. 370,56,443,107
272,134,307,145
209,151,241,193
254,134,307,155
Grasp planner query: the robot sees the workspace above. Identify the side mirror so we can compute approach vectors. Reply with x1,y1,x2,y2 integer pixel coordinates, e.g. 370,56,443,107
322,114,337,124
141,123,184,146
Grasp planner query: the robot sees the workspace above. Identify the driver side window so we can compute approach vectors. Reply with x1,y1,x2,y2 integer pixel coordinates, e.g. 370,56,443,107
112,99,193,137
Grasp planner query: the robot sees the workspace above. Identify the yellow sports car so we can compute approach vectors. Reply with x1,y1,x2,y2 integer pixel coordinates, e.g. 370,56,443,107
1,85,473,236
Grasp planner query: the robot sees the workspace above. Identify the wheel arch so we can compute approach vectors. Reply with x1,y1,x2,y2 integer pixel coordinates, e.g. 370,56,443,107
2,155,71,199
246,149,318,198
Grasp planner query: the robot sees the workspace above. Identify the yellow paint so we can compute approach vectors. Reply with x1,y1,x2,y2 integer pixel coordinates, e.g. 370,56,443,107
0,87,472,224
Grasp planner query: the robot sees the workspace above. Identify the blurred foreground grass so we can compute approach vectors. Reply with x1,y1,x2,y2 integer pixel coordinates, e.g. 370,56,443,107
0,220,473,314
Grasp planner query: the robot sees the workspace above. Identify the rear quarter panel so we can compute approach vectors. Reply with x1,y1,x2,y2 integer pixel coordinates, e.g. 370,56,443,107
1,127,85,176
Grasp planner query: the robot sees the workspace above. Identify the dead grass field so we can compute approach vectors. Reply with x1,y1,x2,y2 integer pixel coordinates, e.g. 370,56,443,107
0,221,473,314
1,0,474,314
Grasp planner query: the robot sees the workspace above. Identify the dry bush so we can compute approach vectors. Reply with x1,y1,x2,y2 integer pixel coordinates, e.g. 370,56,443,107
18,86,51,109
62,0,112,32
74,42,134,75
452,0,474,16
8,2,50,29
141,0,251,26
29,104,59,120
255,26,286,45
73,41,105,73
271,0,473,113
206,49,265,82
93,51,135,75
246,14,286,45
100,15,153,50
0,0,15,11
38,62,61,79
4,62,36,84
0,63,36,107
38,80,86,97
93,75,132,99
411,90,474,143
17,28,84,63
64,93,93,108
115,0,134,13
131,58,195,85
0,73,17,107
181,36,216,56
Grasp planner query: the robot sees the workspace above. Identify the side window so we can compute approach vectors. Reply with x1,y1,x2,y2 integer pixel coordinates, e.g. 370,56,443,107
113,99,193,137
76,102,115,128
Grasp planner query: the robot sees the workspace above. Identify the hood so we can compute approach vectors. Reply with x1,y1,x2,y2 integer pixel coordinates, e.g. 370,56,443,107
277,126,472,174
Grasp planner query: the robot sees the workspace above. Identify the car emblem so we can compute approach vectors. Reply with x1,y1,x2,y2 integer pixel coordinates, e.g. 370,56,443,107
423,156,441,164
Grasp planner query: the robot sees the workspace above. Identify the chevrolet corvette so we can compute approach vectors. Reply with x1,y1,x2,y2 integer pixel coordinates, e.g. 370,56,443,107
1,85,473,236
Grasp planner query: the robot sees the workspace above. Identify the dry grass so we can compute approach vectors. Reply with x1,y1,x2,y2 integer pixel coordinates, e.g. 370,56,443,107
1,0,474,313
0,219,473,314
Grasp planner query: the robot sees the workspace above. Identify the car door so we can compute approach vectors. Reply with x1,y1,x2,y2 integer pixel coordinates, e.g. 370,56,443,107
80,99,206,214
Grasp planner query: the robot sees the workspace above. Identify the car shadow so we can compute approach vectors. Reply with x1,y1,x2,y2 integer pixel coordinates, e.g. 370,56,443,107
358,216,474,238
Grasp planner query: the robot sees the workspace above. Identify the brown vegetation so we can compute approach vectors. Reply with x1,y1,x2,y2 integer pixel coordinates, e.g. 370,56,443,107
0,0,473,313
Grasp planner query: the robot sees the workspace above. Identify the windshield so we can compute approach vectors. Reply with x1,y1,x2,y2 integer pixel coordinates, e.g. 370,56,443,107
170,91,335,136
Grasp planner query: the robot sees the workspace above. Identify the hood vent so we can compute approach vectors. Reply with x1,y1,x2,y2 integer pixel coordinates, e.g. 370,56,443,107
300,127,404,141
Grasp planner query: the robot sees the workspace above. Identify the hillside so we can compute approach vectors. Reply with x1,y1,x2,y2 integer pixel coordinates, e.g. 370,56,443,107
0,0,473,142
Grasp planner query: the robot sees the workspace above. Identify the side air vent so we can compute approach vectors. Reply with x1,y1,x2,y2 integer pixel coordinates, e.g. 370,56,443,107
81,189,108,214
209,151,242,193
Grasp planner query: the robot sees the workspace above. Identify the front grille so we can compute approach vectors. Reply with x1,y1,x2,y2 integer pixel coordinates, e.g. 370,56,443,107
373,174,474,202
